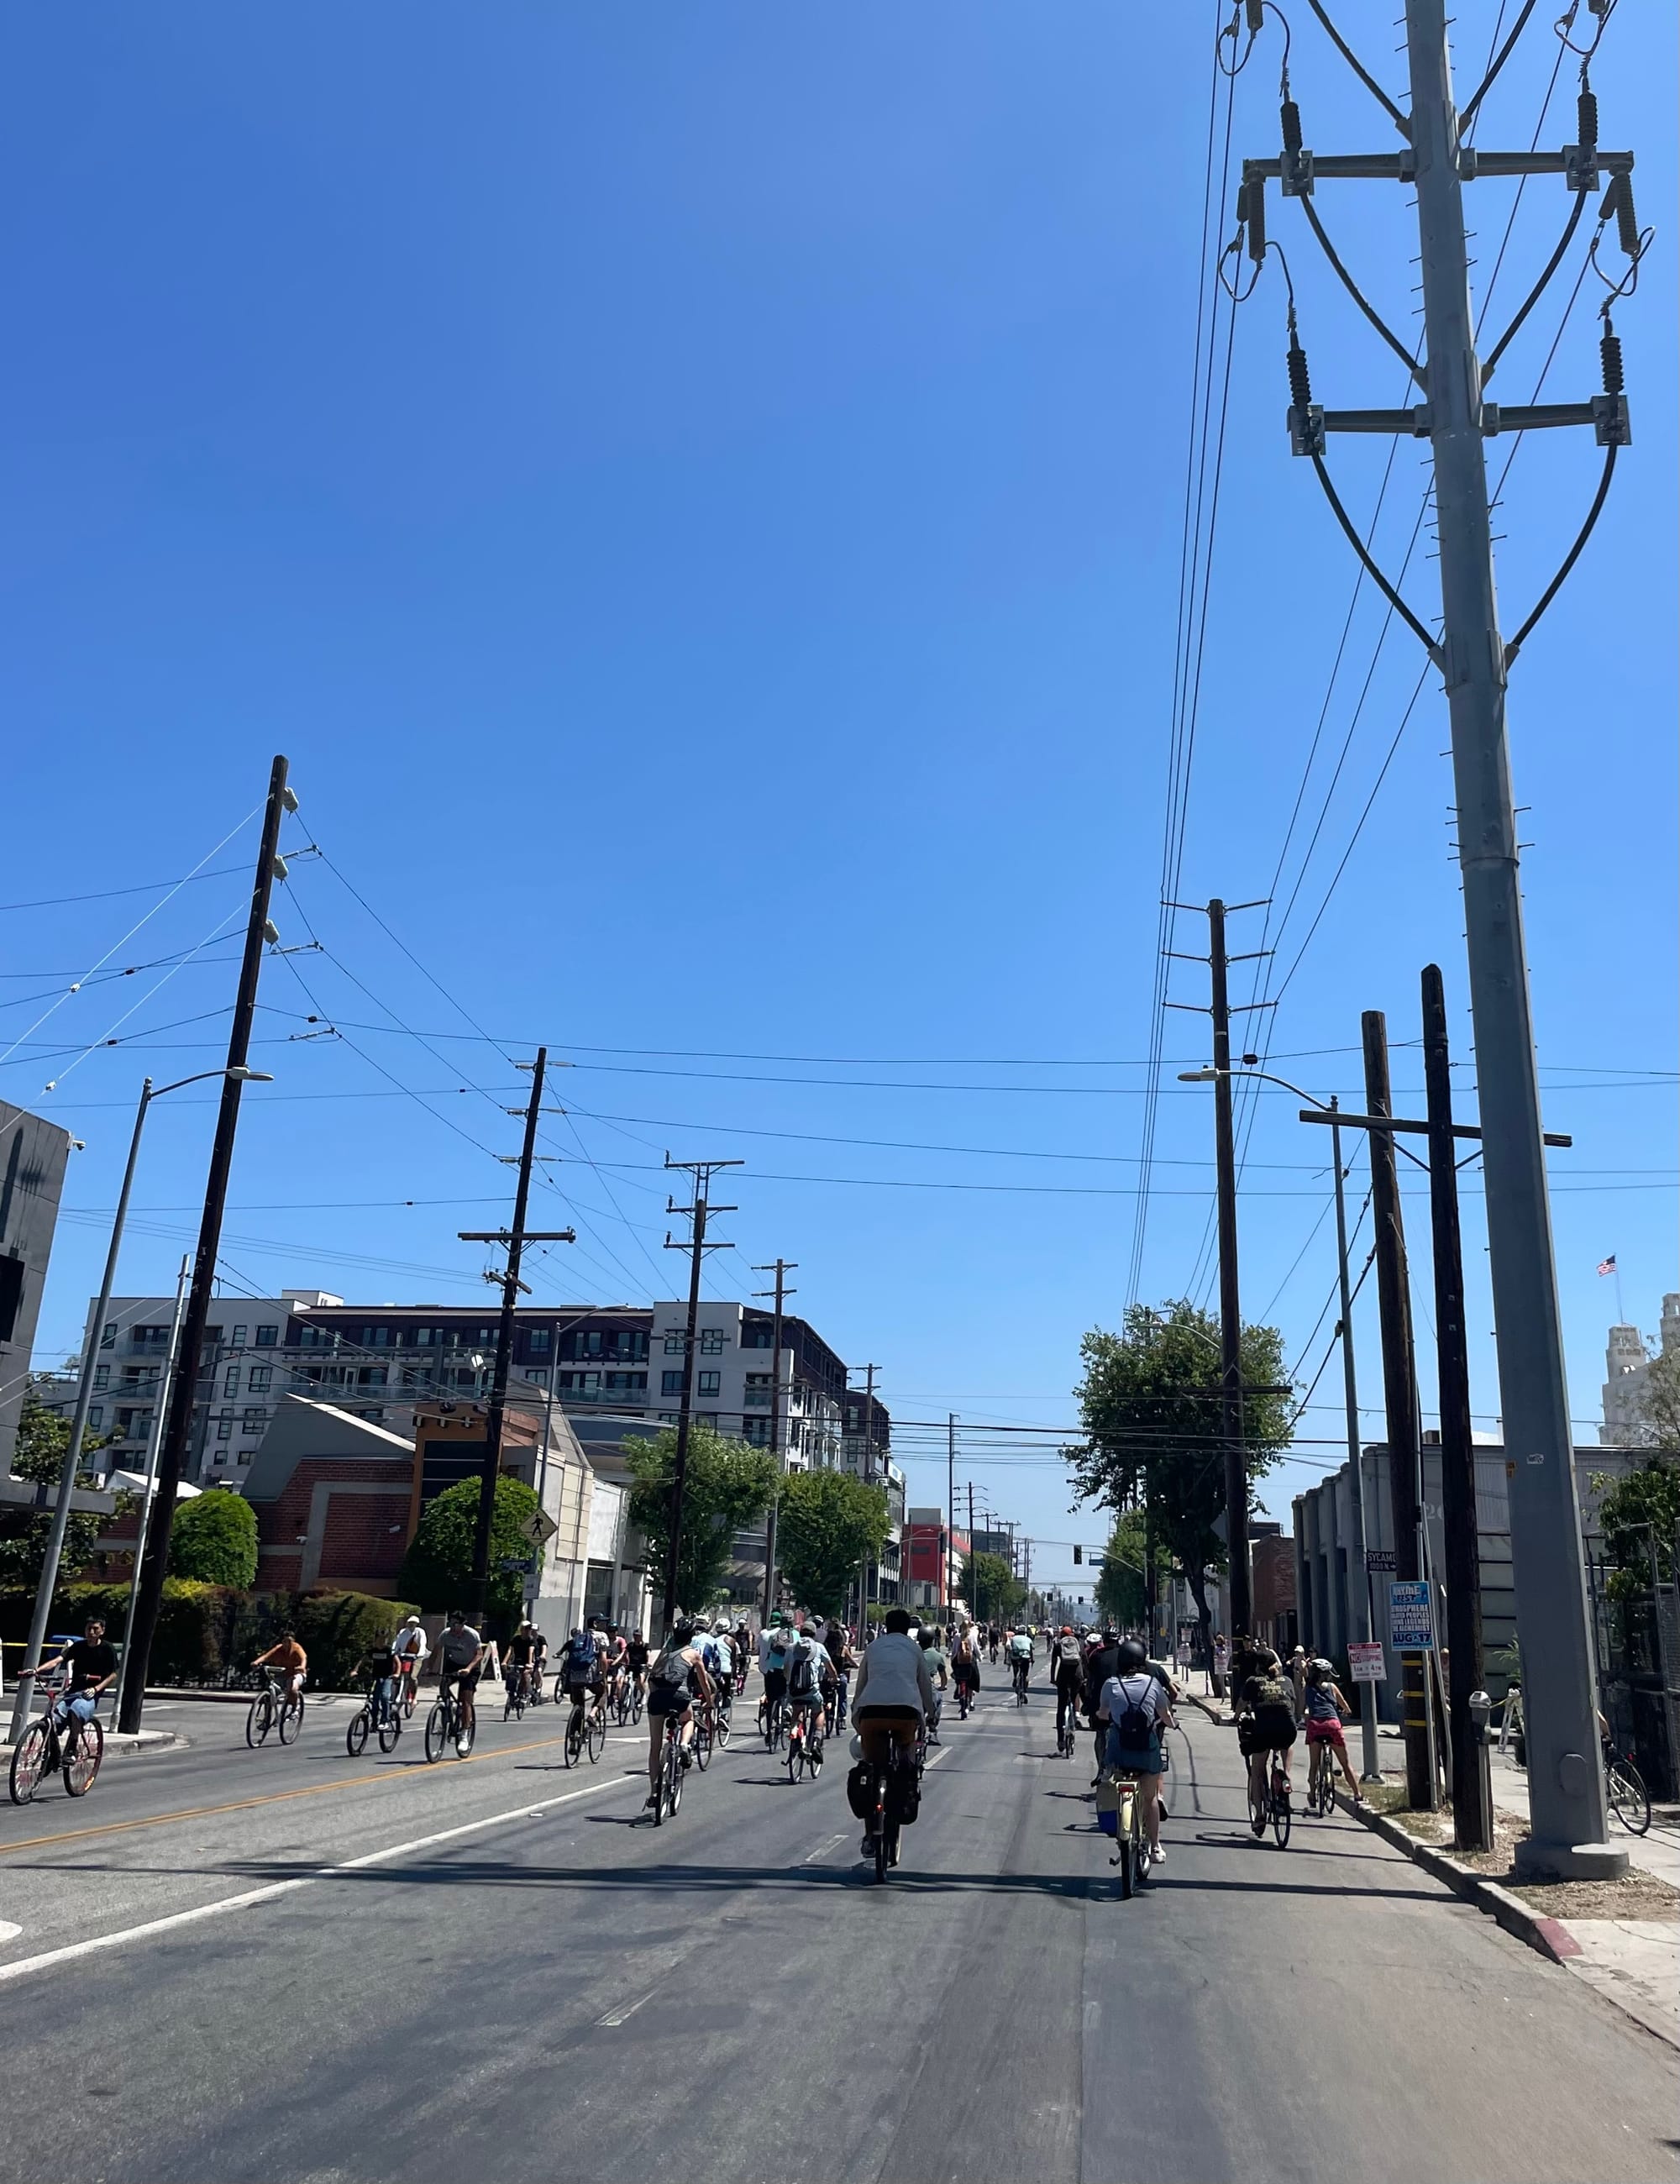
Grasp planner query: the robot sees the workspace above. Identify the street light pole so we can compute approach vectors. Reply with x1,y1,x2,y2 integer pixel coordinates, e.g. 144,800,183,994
1327,1099,1382,1782
113,1254,189,1725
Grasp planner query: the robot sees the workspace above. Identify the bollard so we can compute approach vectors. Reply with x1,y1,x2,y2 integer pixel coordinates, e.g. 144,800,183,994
1462,1688,1495,1854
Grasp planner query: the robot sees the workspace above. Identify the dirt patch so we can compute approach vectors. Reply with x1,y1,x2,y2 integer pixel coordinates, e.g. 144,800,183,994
1507,1871,1680,1919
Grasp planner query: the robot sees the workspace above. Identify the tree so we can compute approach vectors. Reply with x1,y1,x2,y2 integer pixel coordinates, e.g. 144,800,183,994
1591,1455,1680,1600
0,1395,110,1590
961,1550,1023,1626
398,1473,543,1630
1067,1300,1294,1655
774,1469,889,1616
1626,1347,1680,1456
624,1424,777,1618
1094,1511,1147,1630
167,1488,258,1588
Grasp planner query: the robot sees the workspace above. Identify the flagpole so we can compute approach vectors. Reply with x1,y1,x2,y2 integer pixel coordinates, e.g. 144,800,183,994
1615,1264,1625,1328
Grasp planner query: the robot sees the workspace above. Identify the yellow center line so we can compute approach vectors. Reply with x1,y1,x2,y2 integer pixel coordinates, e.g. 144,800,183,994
0,1728,584,1856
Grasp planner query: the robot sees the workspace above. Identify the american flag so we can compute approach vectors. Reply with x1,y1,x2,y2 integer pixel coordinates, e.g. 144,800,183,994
1597,1254,1617,1277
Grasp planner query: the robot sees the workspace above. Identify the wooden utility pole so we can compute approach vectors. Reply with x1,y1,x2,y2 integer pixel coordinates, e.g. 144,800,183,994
661,1158,740,1634
753,1258,796,1620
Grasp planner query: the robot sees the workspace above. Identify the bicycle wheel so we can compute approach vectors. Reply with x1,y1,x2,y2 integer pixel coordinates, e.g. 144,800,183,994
631,1686,643,1726
8,1720,50,1804
1607,1756,1651,1835
245,1691,274,1749
587,1708,606,1764
278,1694,303,1746
1272,1789,1292,1849
1248,1777,1267,1838
377,1713,402,1754
874,1818,889,1883
809,1734,824,1777
666,1737,683,1818
787,1732,804,1782
399,1677,417,1720
64,1719,103,1798
693,1716,711,1772
564,1709,585,1769
715,1707,731,1750
424,1702,450,1763
346,1707,370,1758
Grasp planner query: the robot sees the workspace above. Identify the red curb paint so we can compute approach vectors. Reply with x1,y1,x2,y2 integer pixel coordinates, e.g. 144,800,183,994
1534,1916,1582,1961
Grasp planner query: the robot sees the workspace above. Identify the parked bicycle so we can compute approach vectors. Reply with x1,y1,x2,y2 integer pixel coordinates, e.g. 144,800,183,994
9,1698,102,1803
1604,1740,1651,1835
424,1677,475,1763
246,1671,304,1750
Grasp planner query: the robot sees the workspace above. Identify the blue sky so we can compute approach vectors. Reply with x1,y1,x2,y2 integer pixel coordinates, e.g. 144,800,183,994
4,3,1674,1593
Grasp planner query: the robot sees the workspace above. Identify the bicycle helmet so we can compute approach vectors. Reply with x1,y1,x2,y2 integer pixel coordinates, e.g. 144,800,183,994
1117,1638,1147,1670
1307,1657,1335,1683
669,1620,697,1648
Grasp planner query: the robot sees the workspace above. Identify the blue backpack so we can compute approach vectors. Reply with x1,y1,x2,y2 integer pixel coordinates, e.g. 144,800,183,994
571,1630,598,1672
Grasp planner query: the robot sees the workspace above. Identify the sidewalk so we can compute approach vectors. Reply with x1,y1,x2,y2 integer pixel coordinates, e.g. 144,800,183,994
0,1726,179,1763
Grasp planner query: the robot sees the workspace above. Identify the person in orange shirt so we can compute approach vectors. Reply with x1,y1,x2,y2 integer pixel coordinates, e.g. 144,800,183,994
254,1630,307,1707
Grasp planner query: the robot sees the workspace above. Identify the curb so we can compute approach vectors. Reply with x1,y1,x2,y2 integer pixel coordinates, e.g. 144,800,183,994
0,1727,181,1763
1344,1794,1579,1959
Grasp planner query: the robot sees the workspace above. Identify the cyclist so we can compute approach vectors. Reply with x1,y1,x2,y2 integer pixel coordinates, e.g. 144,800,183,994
1051,1625,1084,1746
951,1623,981,1712
1302,1657,1363,1804
852,1606,939,1861
393,1613,429,1706
601,1625,630,1713
643,1620,714,1809
625,1626,650,1705
1099,1638,1176,1866
732,1619,754,1691
253,1628,308,1714
759,1614,795,1742
916,1625,948,1740
504,1620,543,1709
20,1614,116,1758
354,1630,402,1730
1006,1625,1033,1701
710,1620,736,1699
987,1624,1001,1665
1082,1626,1122,1780
556,1625,606,1729
1237,1646,1299,1811
435,1612,485,1756
823,1618,855,1729
785,1625,827,1761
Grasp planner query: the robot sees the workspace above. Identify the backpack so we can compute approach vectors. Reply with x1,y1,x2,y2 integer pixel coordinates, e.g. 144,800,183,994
1112,1674,1154,1747
787,1647,816,1698
571,1630,597,1672
1057,1635,1081,1667
651,1648,691,1691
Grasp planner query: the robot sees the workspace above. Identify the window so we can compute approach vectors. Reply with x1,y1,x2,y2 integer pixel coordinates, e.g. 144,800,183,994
232,1325,249,1349
249,1366,272,1394
524,1367,550,1389
255,1326,279,1347
94,1365,110,1392
223,1365,241,1398
101,1321,117,1351
664,1331,685,1354
216,1416,234,1441
361,1326,391,1347
242,1408,267,1431
604,1371,647,1394
87,1405,104,1431
741,1326,773,1349
300,1324,326,1348
661,1371,685,1397
700,1327,726,1355
696,1413,718,1429
742,1416,770,1446
130,1325,171,1352
203,1327,223,1347
528,1329,551,1355
412,1326,436,1347
697,1370,721,1399
357,1366,388,1389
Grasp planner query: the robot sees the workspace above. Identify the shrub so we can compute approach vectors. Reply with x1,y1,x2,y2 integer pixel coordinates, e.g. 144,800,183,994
168,1489,259,1588
400,1474,543,1630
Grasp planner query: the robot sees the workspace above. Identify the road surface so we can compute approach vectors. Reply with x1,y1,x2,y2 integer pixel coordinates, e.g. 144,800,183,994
0,1679,1672,2183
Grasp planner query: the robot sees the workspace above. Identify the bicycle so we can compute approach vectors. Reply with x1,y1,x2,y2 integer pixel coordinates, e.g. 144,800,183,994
1057,1704,1078,1760
503,1663,535,1723
628,1675,645,1726
9,1697,102,1803
346,1680,402,1757
395,1665,422,1720
861,1739,911,1882
612,1673,633,1728
651,1709,686,1825
712,1687,732,1751
1248,1748,1293,1848
760,1693,788,1752
1305,1736,1338,1819
1604,1740,1651,1835
424,1677,476,1763
955,1680,973,1721
1106,1767,1153,1900
1011,1657,1030,1707
246,1672,304,1750
564,1689,607,1768
786,1704,823,1782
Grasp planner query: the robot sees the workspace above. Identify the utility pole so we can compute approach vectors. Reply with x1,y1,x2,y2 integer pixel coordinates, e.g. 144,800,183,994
1422,967,1488,1851
458,1048,574,1627
967,1479,976,1625
113,1256,188,1725
1362,1013,1434,1809
946,1411,957,1620
661,1157,740,1635
1328,1101,1382,1784
1248,0,1631,1877
850,1364,879,1627
753,1259,795,1621
120,755,294,1735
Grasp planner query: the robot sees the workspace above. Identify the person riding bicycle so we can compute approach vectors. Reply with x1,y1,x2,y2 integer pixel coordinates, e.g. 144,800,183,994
785,1625,827,1757
253,1630,308,1710
601,1625,630,1709
557,1625,606,1725
625,1627,650,1700
1007,1625,1033,1698
759,1614,796,1735
504,1620,543,1707
1302,1657,1363,1805
1099,1638,1176,1866
392,1613,429,1702
435,1612,485,1756
824,1619,855,1728
354,1632,402,1728
1052,1625,1084,1745
21,1615,117,1752
1082,1626,1123,1779
951,1623,981,1709
643,1620,714,1809
986,1624,1001,1665
1236,1646,1299,1809
851,1606,939,1861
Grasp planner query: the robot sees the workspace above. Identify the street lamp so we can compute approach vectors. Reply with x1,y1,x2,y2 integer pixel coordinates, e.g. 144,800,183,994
1179,1063,1383,1781
12,1066,274,1745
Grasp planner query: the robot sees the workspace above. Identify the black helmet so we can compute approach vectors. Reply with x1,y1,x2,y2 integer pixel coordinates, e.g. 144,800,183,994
1102,1625,1119,1644
669,1620,696,1648
1117,1637,1147,1669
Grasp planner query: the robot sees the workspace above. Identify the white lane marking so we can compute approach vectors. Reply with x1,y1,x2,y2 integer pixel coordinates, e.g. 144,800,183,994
596,1989,654,2028
804,1832,848,1864
0,1770,637,1988
0,1923,20,1945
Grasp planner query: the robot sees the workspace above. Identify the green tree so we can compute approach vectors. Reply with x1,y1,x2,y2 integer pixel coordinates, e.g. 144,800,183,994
1591,1455,1680,1601
1068,1300,1294,1654
397,1473,543,1630
0,1395,111,1590
961,1549,1024,1626
167,1487,259,1588
1094,1510,1147,1630
625,1424,777,1617
775,1469,889,1616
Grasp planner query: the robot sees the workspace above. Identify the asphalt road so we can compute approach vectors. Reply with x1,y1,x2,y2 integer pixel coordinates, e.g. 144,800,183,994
0,1677,1674,2184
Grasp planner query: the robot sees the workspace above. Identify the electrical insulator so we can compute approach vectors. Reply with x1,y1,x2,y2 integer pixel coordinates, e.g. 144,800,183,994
1246,0,1264,29
1282,99,1302,155
1577,86,1599,155
1246,176,1266,261
1287,338,1312,410
1600,328,1624,396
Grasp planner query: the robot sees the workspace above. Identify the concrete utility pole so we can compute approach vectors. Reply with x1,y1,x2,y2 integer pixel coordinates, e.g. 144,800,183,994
661,1158,741,1635
851,1363,879,1625
752,1259,795,1621
120,756,293,1735
946,1411,957,1617
459,1047,574,1627
1326,1102,1382,1784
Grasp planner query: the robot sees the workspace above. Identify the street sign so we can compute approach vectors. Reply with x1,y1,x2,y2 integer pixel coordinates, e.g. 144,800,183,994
498,1554,537,1575
519,1509,559,1547
1364,1548,1396,1573
1388,1579,1435,1651
1173,1642,1191,1668
1347,1640,1386,1683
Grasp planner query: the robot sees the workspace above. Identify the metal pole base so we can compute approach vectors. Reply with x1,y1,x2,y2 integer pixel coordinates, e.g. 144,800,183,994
1360,1769,1386,1785
1512,1836,1629,1883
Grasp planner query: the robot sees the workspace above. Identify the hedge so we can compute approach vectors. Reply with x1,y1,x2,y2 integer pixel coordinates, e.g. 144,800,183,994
0,1583,417,1693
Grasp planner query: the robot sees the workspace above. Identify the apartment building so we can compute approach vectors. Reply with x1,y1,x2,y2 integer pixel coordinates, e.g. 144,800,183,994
71,1287,874,1488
